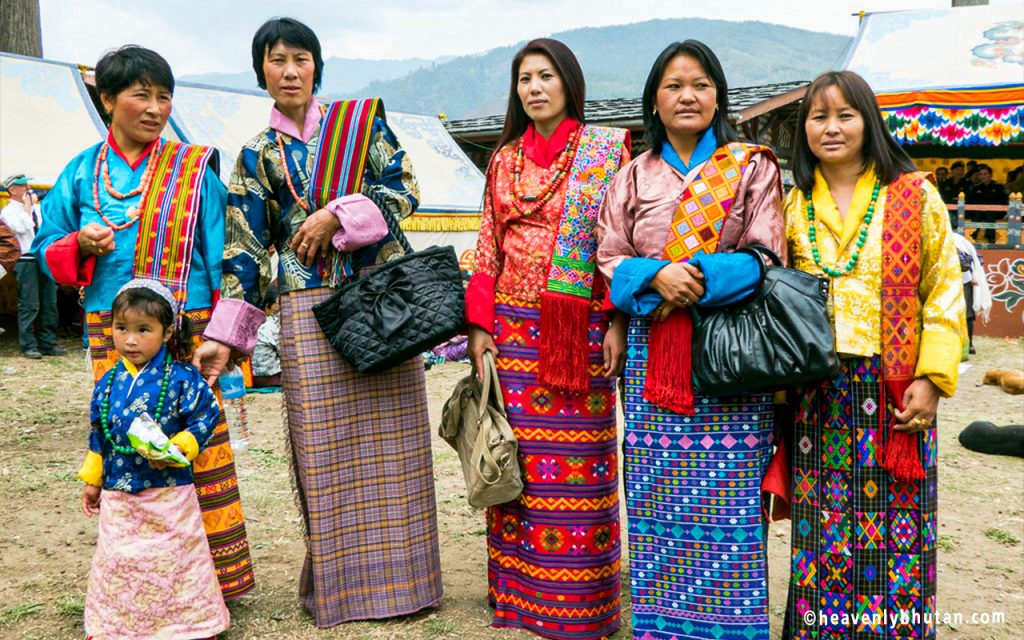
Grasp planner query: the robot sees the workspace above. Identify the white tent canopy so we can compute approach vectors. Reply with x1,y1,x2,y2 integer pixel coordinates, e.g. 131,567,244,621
0,53,106,185
843,5,1023,93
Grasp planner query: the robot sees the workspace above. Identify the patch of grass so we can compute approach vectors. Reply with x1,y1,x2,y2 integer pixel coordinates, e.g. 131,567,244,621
771,604,785,617
984,528,1021,546
984,563,1015,573
426,616,457,637
55,595,84,618
470,528,487,536
937,534,959,553
248,447,287,466
0,602,44,625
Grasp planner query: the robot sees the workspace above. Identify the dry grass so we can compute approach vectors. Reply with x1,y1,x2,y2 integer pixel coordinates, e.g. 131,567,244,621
0,327,1021,639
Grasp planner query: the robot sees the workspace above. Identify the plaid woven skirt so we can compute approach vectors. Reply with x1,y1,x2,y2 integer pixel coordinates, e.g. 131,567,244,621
86,309,256,601
624,316,774,640
784,356,938,640
487,294,621,640
280,287,443,627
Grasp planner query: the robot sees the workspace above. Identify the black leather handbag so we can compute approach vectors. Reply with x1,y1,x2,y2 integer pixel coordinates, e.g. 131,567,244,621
312,203,465,373
691,245,840,395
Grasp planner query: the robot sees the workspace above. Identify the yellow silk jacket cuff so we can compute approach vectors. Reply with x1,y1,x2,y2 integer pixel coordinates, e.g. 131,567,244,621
170,431,200,463
77,451,103,487
915,329,962,397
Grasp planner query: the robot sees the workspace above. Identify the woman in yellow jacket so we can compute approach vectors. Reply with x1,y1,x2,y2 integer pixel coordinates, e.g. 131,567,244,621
782,71,964,640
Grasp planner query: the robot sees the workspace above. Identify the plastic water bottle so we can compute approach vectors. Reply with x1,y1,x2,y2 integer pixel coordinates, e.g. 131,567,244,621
219,367,250,451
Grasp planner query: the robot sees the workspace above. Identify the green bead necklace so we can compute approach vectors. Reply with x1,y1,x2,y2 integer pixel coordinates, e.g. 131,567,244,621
99,352,173,456
805,180,881,277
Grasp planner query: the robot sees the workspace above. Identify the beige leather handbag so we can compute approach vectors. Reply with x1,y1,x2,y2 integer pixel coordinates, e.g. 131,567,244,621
440,351,522,508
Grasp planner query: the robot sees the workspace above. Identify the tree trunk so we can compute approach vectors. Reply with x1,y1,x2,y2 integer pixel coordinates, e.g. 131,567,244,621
0,0,43,58
952,0,989,6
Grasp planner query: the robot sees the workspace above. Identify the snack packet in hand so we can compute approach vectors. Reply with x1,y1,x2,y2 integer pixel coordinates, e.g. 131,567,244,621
127,413,190,467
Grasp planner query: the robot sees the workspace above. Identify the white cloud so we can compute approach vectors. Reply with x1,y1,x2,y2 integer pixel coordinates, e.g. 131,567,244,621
40,0,1022,74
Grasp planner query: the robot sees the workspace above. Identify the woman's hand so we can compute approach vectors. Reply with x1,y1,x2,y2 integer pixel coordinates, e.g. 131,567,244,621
893,377,942,433
650,262,705,307
603,311,628,378
78,223,115,257
81,484,101,517
191,340,233,387
290,208,341,267
467,325,499,383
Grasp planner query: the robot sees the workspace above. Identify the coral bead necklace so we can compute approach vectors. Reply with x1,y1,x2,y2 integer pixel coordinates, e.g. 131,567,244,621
510,124,581,216
99,352,173,456
276,132,310,212
805,180,881,277
91,140,162,231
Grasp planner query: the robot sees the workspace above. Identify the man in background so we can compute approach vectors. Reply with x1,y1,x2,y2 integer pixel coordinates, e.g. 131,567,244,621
0,175,63,358
967,164,1008,244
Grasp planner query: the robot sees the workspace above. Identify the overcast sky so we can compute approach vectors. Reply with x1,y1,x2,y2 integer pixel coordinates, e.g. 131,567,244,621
39,0,1019,75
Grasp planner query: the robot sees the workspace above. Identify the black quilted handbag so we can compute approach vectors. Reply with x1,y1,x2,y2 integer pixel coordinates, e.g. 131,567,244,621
312,213,464,373
691,245,840,395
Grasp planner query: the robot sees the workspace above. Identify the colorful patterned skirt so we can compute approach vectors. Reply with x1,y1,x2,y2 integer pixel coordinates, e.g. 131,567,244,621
784,356,937,640
86,309,255,600
84,486,230,639
279,287,443,627
624,316,774,640
487,294,620,640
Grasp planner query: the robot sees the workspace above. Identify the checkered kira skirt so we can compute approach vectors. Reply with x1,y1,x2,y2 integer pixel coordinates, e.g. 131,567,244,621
279,287,443,627
784,355,938,640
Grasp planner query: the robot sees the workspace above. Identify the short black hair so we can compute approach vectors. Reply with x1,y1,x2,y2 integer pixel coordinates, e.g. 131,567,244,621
975,163,993,174
95,45,174,99
791,71,915,192
641,40,739,154
251,17,323,93
951,161,965,170
262,284,278,310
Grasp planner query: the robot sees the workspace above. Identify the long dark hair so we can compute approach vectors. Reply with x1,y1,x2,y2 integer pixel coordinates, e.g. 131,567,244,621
642,40,739,154
791,71,915,192
111,287,194,362
491,38,586,163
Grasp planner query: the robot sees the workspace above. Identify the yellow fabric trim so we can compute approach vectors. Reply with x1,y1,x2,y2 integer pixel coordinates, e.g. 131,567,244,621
810,165,879,253
399,215,481,231
915,329,961,397
169,431,199,463
122,358,139,378
77,451,103,487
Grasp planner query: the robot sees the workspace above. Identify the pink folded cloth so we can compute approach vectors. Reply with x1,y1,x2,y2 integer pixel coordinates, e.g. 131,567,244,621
203,298,266,357
328,193,389,252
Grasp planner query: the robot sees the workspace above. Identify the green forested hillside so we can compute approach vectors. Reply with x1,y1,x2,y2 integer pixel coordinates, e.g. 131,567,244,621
357,19,851,117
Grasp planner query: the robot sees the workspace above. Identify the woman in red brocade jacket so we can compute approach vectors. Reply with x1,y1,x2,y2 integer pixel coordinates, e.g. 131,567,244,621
464,38,630,640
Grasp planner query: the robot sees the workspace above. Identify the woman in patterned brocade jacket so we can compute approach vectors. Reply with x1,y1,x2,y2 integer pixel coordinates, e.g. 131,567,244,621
464,37,631,640
780,71,964,640
596,40,786,640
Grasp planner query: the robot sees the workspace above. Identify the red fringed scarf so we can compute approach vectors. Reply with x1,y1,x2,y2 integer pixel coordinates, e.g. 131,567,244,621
535,125,628,394
878,172,929,483
643,143,767,413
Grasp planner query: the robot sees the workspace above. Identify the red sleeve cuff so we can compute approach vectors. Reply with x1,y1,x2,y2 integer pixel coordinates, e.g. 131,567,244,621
465,272,496,331
45,231,96,286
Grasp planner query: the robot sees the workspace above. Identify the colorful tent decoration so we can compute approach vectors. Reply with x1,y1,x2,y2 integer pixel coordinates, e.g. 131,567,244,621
843,5,1023,147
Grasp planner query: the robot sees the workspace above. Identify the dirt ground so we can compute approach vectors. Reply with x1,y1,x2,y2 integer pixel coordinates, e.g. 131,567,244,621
0,325,1021,640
